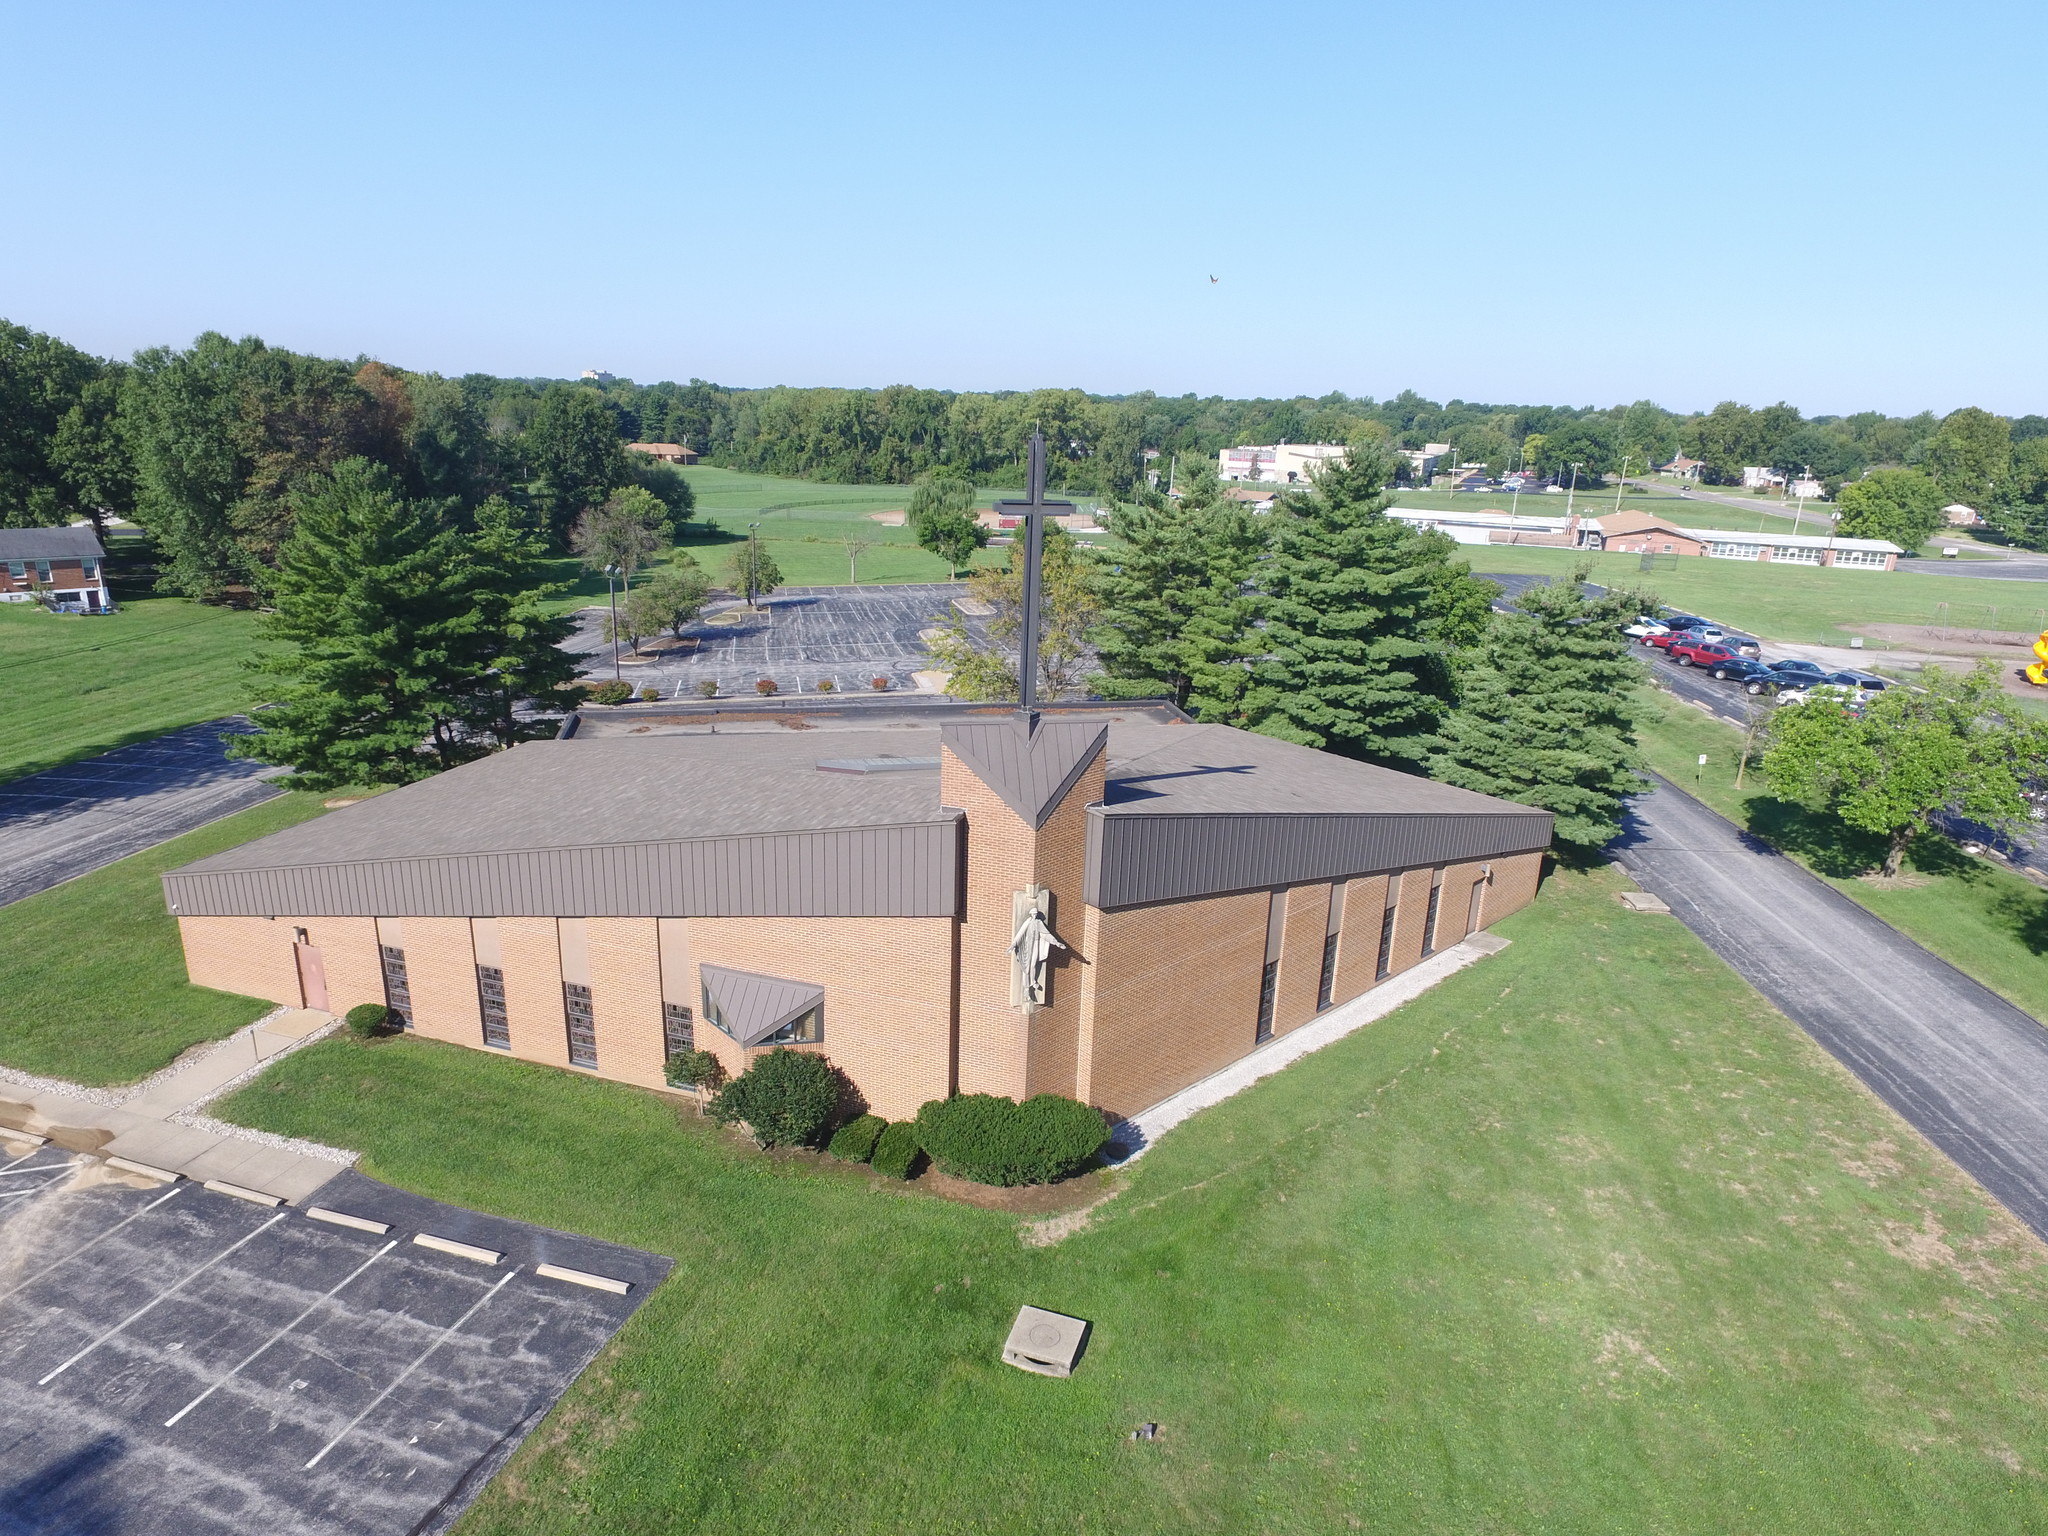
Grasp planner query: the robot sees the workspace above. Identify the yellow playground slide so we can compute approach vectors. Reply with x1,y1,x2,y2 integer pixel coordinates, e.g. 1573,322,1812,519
2029,629,2048,686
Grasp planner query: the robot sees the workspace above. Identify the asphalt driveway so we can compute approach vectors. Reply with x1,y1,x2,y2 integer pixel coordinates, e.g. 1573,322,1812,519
0,718,285,908
1612,778,2048,1241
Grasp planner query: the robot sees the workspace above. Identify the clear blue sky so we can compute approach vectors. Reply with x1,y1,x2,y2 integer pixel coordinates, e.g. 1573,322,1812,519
1,0,2039,416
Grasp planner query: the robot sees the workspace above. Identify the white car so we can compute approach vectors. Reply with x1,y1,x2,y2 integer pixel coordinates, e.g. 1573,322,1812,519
1621,615,1670,638
1776,682,1870,709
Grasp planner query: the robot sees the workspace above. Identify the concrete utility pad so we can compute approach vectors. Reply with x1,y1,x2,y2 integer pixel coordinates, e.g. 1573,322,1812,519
0,1163,669,1535
0,717,286,908
566,582,967,698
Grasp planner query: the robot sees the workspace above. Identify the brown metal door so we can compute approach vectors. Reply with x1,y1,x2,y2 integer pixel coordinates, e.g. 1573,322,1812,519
295,943,329,1012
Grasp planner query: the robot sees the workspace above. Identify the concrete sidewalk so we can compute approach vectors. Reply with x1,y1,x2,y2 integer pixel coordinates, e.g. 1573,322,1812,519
0,1009,352,1203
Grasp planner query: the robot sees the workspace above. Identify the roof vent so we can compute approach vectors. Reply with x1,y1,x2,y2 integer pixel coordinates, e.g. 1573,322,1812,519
815,755,940,775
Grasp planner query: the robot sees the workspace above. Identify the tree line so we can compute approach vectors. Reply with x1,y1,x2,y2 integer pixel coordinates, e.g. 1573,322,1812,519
9,316,2048,595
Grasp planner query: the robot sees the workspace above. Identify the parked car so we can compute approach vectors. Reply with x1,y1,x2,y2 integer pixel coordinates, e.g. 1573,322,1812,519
1662,613,1709,632
1777,682,1869,710
1642,628,1706,651
1707,657,1779,690
1829,669,1891,691
1720,633,1763,657
1622,614,1670,638
1668,640,1741,669
1766,659,1829,683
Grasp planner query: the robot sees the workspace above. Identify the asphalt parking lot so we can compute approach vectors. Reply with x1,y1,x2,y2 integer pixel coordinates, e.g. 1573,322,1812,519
567,582,967,698
0,717,285,908
0,1156,668,1536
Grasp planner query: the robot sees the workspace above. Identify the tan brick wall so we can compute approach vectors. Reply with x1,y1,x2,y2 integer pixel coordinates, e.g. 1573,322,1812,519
687,915,956,1120
177,916,300,1007
1435,860,1490,948
300,917,383,1016
588,918,667,1091
1273,882,1332,1036
1386,868,1433,977
1079,887,1269,1120
400,917,482,1047
1330,874,1389,1005
943,742,1104,1105
498,917,570,1071
1483,850,1544,924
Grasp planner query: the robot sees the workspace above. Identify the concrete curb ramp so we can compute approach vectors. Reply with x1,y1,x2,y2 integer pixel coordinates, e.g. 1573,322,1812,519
1105,930,1513,1162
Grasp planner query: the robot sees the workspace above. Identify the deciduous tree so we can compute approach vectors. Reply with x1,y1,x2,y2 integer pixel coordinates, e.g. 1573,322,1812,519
570,486,670,586
928,525,1100,701
1834,468,1945,548
1763,660,2043,879
525,384,628,544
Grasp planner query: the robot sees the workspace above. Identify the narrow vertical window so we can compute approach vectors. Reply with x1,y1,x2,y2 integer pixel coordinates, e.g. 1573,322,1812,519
563,982,597,1067
1376,875,1402,981
662,1002,695,1057
1422,869,1445,957
1256,888,1285,1043
379,945,413,1029
476,965,510,1049
1317,880,1345,1012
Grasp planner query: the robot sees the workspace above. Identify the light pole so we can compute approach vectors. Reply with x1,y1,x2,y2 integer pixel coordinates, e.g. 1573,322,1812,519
746,522,761,608
1826,509,1842,566
605,564,621,681
1564,460,1583,540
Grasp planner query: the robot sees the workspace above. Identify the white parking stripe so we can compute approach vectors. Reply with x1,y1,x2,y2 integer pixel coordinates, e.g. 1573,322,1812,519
0,1159,86,1178
38,1213,286,1385
0,1147,46,1173
166,1239,398,1427
0,1187,182,1305
304,1267,521,1470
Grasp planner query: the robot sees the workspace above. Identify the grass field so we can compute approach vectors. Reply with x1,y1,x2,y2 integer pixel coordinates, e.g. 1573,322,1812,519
0,596,264,784
1469,545,2048,646
1393,480,1820,538
0,790,337,1084
216,866,2048,1535
1636,690,2048,1023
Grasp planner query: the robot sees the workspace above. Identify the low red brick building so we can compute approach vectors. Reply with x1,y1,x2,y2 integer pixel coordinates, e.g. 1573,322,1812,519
165,700,1552,1123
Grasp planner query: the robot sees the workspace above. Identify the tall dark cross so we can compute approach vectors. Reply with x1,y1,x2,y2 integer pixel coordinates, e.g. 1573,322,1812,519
991,430,1074,714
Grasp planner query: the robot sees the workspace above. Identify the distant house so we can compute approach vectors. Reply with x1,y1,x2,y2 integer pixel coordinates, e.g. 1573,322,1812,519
1944,503,1984,526
1789,475,1826,501
1221,485,1276,512
628,443,699,464
1217,442,1348,484
581,369,615,384
0,526,113,612
1580,510,1899,569
1741,466,1787,490
1657,455,1705,481
1396,442,1451,480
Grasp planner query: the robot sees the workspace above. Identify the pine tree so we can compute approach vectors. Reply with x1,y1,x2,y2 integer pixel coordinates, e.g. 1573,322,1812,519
233,459,484,788
456,496,581,750
1090,473,1264,715
1240,445,1498,764
1429,567,1649,854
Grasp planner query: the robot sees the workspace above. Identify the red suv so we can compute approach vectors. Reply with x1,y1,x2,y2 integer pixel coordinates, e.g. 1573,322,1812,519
1667,639,1740,669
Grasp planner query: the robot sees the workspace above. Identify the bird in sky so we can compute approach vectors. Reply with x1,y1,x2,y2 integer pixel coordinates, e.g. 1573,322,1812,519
1209,275,1218,283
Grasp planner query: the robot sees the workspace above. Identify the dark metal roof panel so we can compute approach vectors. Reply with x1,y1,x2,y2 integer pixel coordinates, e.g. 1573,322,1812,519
700,965,825,1047
162,821,960,919
0,526,105,561
939,718,1107,828
1084,809,1554,909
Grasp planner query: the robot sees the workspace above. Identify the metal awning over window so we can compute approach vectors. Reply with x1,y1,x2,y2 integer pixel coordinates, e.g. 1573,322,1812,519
700,964,826,1048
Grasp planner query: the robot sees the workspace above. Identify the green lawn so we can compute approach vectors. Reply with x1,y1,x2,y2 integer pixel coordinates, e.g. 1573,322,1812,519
218,866,2048,1534
1469,545,2048,646
0,790,335,1084
0,596,264,784
1393,482,1819,538
1636,690,2048,1022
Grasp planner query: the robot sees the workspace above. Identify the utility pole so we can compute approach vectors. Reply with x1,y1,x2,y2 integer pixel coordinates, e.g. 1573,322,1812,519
1613,455,1634,516
1565,461,1583,543
605,564,622,681
745,522,761,608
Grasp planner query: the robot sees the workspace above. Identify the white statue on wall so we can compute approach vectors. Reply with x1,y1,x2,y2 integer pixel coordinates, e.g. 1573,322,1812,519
1011,886,1066,1007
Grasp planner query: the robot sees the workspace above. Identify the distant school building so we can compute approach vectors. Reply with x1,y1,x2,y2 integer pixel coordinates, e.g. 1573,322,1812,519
1384,506,1901,570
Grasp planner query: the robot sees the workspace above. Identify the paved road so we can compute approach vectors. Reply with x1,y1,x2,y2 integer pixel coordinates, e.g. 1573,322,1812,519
0,719,285,908
1897,553,2048,582
1614,778,2048,1241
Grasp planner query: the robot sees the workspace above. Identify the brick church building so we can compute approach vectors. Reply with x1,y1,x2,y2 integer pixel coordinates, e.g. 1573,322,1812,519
166,698,1551,1123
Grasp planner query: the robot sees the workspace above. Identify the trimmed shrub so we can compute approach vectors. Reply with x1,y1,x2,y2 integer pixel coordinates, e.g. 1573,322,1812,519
344,1003,393,1040
870,676,889,691
708,1047,837,1148
696,678,720,698
755,678,778,696
826,1113,886,1163
587,679,633,705
914,1093,1109,1186
637,686,661,702
870,1120,923,1180
815,678,835,693
664,1048,723,1090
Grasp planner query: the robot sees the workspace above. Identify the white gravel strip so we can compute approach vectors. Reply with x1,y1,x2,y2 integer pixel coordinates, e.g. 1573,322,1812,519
1104,931,1514,1164
0,1005,299,1109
